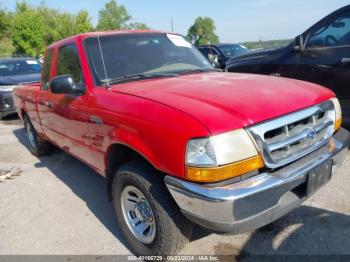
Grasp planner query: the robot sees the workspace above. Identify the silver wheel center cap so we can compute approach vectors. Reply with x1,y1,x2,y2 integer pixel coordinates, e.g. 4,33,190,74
135,200,152,222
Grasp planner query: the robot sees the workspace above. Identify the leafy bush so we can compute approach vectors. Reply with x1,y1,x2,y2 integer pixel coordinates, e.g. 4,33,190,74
0,38,15,57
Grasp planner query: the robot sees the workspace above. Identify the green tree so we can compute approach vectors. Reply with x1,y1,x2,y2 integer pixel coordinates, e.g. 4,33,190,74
6,0,146,57
0,4,14,56
0,8,6,36
56,13,76,40
36,5,61,44
36,5,93,44
12,3,45,57
75,10,93,34
128,22,150,30
0,4,14,39
187,17,219,45
97,0,131,30
15,1,28,13
0,38,15,57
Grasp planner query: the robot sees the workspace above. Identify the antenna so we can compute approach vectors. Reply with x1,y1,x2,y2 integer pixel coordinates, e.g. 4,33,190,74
171,17,174,32
97,34,110,87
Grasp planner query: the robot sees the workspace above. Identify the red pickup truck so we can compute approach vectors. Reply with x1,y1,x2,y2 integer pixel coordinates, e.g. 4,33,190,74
14,31,349,255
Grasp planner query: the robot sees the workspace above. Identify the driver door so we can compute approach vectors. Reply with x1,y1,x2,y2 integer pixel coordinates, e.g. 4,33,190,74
46,43,91,159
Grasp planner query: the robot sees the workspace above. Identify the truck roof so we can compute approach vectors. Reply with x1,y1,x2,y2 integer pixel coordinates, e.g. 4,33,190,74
47,30,178,49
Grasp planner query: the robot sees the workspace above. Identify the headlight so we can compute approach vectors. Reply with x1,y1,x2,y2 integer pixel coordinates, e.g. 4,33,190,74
0,85,16,92
185,129,264,182
331,98,342,131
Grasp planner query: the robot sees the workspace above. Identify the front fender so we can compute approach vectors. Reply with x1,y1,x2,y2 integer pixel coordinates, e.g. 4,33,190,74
106,127,160,170
90,90,211,179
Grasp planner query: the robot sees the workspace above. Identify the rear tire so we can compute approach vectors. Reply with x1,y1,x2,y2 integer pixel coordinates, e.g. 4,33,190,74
112,160,193,256
24,114,51,156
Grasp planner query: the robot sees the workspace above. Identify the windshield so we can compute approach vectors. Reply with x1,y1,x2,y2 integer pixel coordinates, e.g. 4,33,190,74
0,60,41,77
218,45,249,58
84,33,213,85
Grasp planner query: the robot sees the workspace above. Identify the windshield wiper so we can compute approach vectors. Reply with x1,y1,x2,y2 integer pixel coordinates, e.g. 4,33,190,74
102,73,179,86
179,68,223,75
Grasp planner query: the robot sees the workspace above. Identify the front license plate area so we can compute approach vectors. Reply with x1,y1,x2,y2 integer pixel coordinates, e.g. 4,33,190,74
306,160,333,196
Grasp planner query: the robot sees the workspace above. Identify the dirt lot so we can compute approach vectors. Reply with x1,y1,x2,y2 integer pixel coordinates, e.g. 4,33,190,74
0,115,350,256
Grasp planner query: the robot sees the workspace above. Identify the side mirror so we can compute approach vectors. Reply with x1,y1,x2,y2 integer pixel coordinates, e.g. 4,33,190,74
293,35,305,51
50,75,85,95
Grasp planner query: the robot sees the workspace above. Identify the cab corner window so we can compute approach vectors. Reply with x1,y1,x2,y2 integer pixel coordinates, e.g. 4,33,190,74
57,44,82,83
306,12,350,49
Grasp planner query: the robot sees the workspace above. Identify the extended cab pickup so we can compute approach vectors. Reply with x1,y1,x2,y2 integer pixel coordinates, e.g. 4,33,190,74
13,31,350,256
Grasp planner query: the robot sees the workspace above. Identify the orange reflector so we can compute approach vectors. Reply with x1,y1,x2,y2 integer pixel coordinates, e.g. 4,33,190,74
185,156,264,183
335,118,342,132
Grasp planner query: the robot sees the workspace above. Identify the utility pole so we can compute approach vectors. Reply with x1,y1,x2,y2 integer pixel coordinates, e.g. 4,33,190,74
171,17,174,32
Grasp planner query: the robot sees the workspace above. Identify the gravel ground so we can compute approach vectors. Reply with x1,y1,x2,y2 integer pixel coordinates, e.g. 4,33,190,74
0,115,349,256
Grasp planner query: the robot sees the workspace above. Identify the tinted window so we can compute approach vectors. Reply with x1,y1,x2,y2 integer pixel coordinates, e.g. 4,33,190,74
85,33,212,85
199,47,220,60
57,44,82,83
210,47,220,56
218,45,249,58
199,47,211,57
0,59,41,77
307,11,350,48
41,49,53,90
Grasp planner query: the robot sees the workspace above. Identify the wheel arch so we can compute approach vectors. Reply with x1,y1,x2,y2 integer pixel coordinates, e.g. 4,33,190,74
105,143,162,200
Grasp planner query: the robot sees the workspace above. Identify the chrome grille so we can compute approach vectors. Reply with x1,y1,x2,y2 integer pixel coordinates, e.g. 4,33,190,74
247,101,335,169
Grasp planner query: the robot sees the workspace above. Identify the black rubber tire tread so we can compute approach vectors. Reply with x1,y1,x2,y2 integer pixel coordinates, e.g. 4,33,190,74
24,114,51,156
112,160,193,256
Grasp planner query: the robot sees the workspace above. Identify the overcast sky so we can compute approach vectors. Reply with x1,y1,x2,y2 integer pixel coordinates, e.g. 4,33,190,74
2,0,350,42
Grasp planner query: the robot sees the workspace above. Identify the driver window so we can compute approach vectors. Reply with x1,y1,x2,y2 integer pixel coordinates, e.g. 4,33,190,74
306,11,350,49
209,47,220,56
57,44,82,83
199,48,211,58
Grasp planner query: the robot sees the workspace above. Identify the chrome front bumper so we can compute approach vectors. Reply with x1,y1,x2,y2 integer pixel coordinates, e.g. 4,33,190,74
165,128,350,233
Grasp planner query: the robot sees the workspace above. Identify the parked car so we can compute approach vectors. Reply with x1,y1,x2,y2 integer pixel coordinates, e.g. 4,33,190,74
13,31,349,256
227,5,350,127
198,43,249,69
0,57,41,119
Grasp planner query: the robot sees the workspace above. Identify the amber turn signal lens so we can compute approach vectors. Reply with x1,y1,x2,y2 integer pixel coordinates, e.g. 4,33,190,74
185,156,264,183
335,118,342,132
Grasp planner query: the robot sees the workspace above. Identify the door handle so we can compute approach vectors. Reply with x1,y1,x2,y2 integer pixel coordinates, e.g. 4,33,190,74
341,58,350,63
45,101,53,108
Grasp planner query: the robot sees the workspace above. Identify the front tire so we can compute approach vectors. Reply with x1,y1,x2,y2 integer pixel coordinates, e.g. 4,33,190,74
24,114,51,156
112,160,193,256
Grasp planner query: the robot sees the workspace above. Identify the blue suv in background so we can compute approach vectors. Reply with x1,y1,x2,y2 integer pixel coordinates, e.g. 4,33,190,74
0,57,41,119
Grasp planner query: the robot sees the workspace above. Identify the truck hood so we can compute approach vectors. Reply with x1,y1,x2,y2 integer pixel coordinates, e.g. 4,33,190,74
112,72,335,135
